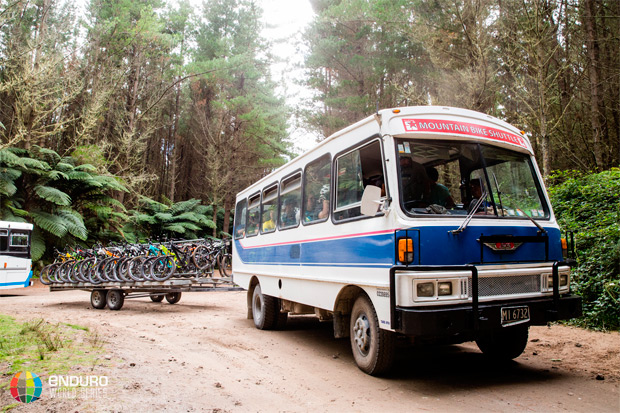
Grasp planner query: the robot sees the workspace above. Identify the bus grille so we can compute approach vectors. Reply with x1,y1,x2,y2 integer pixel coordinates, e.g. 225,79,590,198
468,274,541,297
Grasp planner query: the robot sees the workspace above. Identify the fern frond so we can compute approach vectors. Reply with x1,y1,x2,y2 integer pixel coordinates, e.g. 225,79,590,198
31,210,68,238
163,223,186,234
30,228,46,261
170,199,202,214
34,185,71,206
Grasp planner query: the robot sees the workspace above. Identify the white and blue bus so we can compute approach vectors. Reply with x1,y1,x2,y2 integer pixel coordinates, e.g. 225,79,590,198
232,106,582,375
0,221,34,289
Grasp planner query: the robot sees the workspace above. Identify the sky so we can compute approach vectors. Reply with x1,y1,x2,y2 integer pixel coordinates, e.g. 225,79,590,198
258,0,319,154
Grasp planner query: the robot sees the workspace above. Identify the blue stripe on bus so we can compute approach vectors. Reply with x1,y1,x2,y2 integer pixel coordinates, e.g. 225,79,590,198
234,225,563,268
0,270,32,288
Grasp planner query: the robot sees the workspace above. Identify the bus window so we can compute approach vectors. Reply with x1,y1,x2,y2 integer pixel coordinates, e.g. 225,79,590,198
334,139,384,221
246,194,261,237
9,232,29,248
279,173,301,229
303,154,330,224
261,185,278,234
234,199,247,239
0,229,7,251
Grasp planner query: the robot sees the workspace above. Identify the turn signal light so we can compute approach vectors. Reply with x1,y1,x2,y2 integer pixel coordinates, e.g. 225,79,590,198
398,238,414,263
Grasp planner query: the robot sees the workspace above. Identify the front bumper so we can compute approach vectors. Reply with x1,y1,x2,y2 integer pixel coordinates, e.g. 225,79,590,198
395,294,582,336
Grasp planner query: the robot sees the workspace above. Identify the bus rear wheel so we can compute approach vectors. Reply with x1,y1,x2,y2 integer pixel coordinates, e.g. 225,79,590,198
251,284,278,330
350,294,395,376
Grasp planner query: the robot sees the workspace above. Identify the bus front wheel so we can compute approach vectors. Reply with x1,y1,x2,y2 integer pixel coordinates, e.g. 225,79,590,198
350,295,395,376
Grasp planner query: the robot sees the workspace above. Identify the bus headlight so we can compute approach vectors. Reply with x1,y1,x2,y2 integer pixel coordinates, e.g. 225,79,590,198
417,282,434,297
438,282,453,296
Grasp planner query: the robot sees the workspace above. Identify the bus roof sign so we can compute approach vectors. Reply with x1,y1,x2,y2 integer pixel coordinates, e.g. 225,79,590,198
400,118,529,150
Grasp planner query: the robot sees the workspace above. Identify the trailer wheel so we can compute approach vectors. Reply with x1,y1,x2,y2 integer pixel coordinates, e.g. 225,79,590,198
350,294,395,376
106,289,124,311
150,294,165,302
165,292,182,304
251,284,278,330
475,324,529,360
90,289,107,309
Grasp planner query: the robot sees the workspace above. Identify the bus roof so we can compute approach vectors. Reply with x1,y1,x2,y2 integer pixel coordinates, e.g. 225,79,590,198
238,106,533,197
0,221,34,231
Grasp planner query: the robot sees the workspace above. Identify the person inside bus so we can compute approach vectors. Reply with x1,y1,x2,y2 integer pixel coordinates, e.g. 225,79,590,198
467,178,492,213
304,185,329,222
425,166,455,208
280,198,299,227
262,208,276,232
400,156,429,206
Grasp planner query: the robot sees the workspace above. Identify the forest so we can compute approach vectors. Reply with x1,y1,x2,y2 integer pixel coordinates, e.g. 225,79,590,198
0,1,618,327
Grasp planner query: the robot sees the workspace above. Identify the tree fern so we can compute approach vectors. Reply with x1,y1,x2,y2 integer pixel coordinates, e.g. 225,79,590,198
34,185,72,206
30,229,46,261
169,198,202,215
31,210,68,238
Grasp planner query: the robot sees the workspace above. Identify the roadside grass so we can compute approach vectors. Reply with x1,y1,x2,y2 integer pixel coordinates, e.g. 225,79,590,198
0,314,108,383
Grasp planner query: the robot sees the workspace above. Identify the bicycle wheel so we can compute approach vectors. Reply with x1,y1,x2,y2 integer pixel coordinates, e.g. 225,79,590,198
78,258,96,282
88,259,106,284
39,263,57,285
128,256,147,281
191,245,212,271
56,260,74,283
150,256,176,281
218,254,232,277
116,257,133,282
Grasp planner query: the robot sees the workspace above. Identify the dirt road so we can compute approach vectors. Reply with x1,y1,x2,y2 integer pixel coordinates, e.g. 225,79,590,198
1,284,619,412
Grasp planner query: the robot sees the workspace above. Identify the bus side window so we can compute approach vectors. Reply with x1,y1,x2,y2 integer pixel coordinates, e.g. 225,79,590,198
334,139,384,221
234,199,248,239
246,194,261,237
261,185,278,234
279,173,301,230
0,229,7,251
303,154,330,224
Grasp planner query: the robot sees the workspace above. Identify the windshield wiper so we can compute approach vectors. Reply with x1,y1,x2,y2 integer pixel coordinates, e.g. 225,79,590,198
515,208,548,234
451,190,487,234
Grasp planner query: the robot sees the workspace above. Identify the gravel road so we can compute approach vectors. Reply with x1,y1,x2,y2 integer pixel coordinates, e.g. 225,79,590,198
1,284,618,412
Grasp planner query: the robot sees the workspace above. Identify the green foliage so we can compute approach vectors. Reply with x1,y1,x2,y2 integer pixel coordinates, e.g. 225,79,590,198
125,196,216,241
549,168,620,330
0,146,128,261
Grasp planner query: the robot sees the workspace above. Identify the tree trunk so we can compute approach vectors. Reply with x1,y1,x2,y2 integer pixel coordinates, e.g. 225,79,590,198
584,0,604,169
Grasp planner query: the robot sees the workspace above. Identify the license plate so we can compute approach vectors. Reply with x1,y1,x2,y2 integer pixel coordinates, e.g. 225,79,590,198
501,306,530,327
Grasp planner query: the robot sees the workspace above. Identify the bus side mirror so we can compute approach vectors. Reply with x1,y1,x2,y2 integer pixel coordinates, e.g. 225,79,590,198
361,185,382,217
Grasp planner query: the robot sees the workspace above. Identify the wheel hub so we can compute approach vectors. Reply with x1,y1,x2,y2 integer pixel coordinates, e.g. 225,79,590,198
353,314,371,355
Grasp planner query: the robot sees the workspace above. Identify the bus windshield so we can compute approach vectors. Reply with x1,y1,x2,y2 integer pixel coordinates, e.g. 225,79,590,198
396,139,548,218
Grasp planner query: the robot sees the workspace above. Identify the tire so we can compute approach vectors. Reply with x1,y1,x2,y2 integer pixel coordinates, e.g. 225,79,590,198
251,284,278,330
79,258,96,282
150,256,176,281
116,257,133,282
55,260,73,283
128,256,147,281
150,294,164,302
90,289,107,309
350,294,396,376
165,292,182,304
475,324,529,361
218,254,232,277
88,259,106,285
39,264,57,285
106,289,124,311
191,245,211,271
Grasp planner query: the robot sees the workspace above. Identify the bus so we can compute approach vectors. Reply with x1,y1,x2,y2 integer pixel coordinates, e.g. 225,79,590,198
0,221,34,289
231,106,582,375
